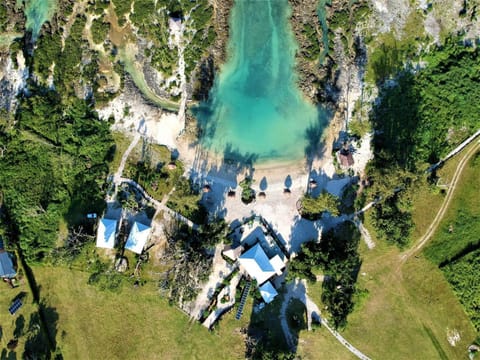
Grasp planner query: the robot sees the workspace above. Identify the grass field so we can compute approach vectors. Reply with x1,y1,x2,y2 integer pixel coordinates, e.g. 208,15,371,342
33,266,251,360
0,260,51,359
424,150,480,265
340,241,477,359
335,146,480,359
21,262,363,359
110,131,132,174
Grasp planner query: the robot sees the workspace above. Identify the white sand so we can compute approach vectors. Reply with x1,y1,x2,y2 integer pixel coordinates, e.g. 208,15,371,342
97,90,183,150
352,132,374,176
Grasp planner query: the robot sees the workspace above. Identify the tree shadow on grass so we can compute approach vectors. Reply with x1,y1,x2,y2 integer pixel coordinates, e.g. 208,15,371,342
15,253,62,358
244,289,306,359
370,72,421,170
23,302,61,360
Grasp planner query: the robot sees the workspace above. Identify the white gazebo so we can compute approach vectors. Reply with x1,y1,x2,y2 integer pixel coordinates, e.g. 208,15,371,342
259,281,278,303
125,222,151,254
96,218,118,249
238,243,283,285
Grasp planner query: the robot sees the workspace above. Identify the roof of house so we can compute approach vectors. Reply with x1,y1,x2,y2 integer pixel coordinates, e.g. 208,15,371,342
125,222,151,254
269,254,285,275
238,243,277,285
0,252,16,278
222,244,243,261
96,218,118,249
259,281,278,304
339,149,354,167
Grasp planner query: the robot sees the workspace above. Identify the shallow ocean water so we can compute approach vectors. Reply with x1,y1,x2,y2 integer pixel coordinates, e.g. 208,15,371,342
24,0,57,40
195,0,329,163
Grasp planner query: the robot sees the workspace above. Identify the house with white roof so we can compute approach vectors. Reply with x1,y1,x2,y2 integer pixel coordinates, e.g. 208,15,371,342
238,243,285,285
125,222,151,254
96,218,118,249
259,281,278,304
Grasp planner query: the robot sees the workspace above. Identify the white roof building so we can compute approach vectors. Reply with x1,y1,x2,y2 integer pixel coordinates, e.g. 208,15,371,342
259,281,278,303
238,243,284,285
269,254,285,275
125,222,151,254
96,218,118,249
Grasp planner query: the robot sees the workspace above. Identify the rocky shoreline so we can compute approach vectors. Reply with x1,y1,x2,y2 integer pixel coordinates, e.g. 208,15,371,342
190,0,233,101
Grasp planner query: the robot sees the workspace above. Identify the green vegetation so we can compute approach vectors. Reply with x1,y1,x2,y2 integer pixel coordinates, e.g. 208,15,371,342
0,86,114,262
424,151,480,264
161,220,228,304
123,140,184,201
442,249,480,331
0,260,58,359
239,177,255,204
364,41,480,247
299,191,340,220
247,292,297,359
53,15,87,95
301,23,321,61
364,164,417,247
327,2,370,56
0,3,8,33
348,119,371,139
91,17,110,44
341,240,477,359
419,151,480,332
32,266,250,359
366,10,425,84
288,222,361,328
167,177,207,224
130,0,214,77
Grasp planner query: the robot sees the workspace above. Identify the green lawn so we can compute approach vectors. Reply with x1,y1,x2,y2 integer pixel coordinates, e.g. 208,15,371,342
338,144,480,359
341,242,477,359
0,261,51,358
34,266,249,359
424,150,480,265
110,131,132,174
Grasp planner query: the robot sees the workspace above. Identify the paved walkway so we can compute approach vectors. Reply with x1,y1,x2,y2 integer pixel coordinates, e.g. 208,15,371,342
428,128,480,172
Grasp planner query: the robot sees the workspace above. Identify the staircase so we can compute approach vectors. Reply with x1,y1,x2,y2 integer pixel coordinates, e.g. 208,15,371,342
235,281,251,320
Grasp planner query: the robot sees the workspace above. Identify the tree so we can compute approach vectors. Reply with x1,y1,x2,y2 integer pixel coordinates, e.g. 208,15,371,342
300,191,340,220
287,222,361,329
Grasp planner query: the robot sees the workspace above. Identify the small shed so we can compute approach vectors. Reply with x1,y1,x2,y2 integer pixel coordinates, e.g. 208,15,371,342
125,222,151,254
339,146,354,168
0,252,16,279
96,218,118,249
259,281,278,304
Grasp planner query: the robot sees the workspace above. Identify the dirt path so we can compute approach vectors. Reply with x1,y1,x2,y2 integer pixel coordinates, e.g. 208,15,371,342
113,132,141,183
401,140,480,262
112,132,197,229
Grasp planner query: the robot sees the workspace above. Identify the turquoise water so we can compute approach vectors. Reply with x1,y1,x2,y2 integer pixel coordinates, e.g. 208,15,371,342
23,0,57,40
195,0,328,162
317,0,330,65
